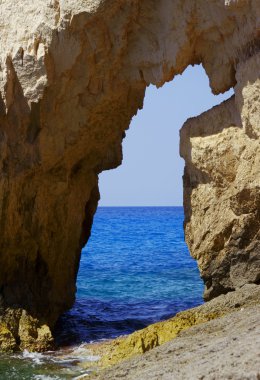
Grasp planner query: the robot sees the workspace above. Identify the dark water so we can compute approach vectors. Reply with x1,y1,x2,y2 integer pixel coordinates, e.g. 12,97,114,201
0,207,204,379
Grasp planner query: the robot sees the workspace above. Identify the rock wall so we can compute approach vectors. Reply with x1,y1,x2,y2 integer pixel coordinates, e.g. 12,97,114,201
0,0,259,350
180,53,260,299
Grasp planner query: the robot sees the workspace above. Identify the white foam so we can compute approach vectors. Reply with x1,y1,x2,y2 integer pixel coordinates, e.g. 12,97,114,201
50,343,100,364
18,344,99,379
84,355,100,362
23,350,46,365
73,374,89,379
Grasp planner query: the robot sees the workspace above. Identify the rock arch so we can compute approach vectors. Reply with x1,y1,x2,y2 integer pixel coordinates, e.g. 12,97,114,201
0,0,259,350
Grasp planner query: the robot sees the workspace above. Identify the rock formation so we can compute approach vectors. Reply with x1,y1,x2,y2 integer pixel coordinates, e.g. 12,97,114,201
0,0,259,350
83,284,260,375
180,53,260,299
89,286,260,380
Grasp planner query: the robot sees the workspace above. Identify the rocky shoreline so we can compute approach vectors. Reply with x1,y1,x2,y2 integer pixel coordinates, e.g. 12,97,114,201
91,303,260,380
0,1,259,351
74,284,260,379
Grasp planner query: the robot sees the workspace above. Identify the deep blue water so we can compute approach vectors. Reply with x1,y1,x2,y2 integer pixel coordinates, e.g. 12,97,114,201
0,207,204,379
55,207,204,346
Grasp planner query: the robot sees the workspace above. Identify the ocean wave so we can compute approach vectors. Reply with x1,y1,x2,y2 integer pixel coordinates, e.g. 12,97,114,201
22,350,46,365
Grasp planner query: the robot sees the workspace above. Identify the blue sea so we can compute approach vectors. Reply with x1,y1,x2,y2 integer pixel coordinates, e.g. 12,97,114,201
0,207,204,379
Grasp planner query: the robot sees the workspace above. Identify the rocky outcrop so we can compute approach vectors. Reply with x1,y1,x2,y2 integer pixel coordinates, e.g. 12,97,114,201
0,0,259,350
85,284,260,370
180,53,260,299
0,306,53,352
89,287,260,380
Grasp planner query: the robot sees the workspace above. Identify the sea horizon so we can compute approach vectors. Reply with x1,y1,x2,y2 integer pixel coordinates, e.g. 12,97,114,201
98,205,184,208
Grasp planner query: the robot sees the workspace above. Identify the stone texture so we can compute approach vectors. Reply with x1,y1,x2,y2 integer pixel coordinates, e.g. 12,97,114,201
0,0,259,350
0,307,54,352
180,53,260,300
90,298,260,380
85,284,260,369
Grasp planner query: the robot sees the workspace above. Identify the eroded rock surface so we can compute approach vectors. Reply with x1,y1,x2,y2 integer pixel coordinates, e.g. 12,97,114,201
90,295,260,380
180,53,260,299
0,0,259,350
86,284,260,369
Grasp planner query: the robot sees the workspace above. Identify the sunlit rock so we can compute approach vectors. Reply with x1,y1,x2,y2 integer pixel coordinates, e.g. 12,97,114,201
0,0,259,350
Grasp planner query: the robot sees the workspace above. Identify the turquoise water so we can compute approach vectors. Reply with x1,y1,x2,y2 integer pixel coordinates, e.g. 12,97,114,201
0,207,204,379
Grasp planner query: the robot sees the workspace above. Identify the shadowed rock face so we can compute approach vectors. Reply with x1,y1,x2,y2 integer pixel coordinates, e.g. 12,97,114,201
0,0,259,350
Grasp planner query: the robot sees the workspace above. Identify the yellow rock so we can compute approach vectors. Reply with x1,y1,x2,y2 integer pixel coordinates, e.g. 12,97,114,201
98,310,219,368
0,323,17,352
87,284,260,369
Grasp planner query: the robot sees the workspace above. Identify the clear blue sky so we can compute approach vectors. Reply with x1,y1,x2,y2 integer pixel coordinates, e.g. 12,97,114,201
99,64,233,206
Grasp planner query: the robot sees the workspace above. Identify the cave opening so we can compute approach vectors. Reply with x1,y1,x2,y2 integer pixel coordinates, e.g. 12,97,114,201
55,64,234,347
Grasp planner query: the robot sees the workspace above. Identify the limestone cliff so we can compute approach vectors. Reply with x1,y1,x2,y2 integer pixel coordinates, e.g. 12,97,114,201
0,0,259,350
180,53,260,299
